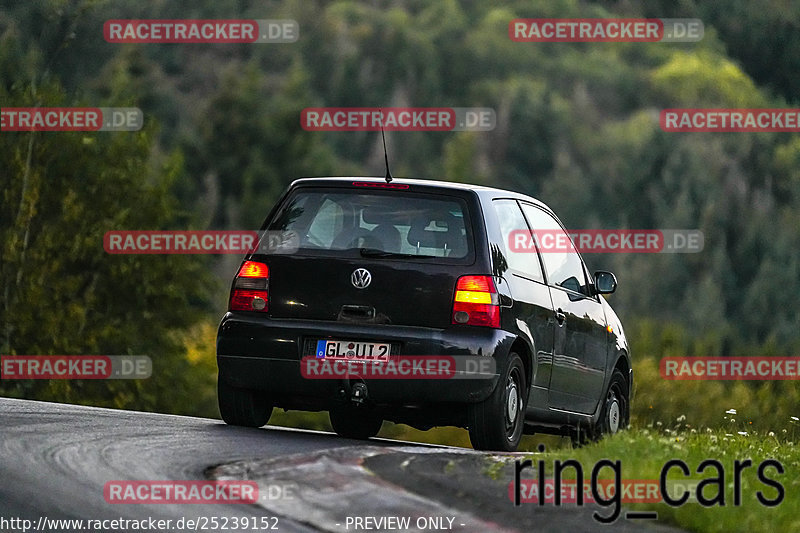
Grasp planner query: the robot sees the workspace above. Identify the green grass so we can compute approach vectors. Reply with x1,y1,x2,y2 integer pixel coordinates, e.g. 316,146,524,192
267,405,800,532
499,425,800,533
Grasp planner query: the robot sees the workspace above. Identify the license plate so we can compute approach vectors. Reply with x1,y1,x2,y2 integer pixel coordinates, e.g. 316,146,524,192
315,340,390,362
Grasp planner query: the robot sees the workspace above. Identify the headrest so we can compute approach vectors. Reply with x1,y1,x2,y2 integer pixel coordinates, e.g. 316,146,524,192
407,212,463,248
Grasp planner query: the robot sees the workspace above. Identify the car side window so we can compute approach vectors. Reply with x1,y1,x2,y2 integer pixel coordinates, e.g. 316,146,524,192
519,203,589,296
491,199,543,282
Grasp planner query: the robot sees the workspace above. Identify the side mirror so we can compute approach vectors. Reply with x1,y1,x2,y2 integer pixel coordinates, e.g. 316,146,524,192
594,271,617,295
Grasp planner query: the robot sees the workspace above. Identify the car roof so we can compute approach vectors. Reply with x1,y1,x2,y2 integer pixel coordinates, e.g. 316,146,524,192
289,177,552,211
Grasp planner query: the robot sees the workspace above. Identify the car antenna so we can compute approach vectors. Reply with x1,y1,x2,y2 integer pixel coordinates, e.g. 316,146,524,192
380,109,393,183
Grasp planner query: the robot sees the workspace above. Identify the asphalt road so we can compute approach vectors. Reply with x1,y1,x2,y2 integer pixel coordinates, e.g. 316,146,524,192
0,398,336,532
0,398,683,533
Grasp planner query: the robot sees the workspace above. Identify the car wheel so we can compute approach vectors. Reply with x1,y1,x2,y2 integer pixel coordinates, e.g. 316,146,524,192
218,380,273,428
595,369,629,438
468,352,526,451
329,405,383,440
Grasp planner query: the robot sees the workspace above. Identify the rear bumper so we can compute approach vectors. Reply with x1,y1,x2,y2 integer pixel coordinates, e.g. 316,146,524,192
216,312,512,407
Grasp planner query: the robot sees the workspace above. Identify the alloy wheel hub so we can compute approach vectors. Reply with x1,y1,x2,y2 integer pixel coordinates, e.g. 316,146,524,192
506,383,518,423
608,399,620,433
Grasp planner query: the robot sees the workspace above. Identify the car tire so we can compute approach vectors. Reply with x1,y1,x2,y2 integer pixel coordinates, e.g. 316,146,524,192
329,405,383,440
468,352,527,451
218,380,273,428
594,369,629,438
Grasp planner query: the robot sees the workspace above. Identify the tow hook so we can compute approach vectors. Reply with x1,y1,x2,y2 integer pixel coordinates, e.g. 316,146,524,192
351,382,368,405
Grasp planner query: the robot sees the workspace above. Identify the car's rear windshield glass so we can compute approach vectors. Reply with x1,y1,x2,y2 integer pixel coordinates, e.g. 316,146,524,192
267,188,473,261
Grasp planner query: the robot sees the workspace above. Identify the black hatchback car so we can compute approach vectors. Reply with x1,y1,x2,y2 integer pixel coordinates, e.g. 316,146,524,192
216,177,631,451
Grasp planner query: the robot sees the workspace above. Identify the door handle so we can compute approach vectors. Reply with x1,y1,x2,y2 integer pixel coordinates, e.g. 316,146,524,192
555,309,566,326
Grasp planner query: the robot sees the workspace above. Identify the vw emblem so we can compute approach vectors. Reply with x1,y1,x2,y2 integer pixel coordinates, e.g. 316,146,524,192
351,268,372,289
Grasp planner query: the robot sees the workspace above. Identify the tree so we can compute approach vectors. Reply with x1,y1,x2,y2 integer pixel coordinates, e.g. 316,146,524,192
0,32,217,414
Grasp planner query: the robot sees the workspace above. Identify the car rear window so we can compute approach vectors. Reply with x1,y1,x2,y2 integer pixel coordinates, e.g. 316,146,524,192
266,188,473,261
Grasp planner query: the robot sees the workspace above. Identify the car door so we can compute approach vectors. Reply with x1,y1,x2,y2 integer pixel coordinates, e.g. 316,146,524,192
519,203,608,414
487,199,555,412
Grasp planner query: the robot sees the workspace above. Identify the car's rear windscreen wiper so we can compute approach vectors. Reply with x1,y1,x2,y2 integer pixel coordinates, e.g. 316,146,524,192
359,248,437,259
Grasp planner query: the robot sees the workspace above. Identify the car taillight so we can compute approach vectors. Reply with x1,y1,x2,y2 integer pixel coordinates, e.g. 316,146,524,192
452,275,500,328
230,260,269,312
